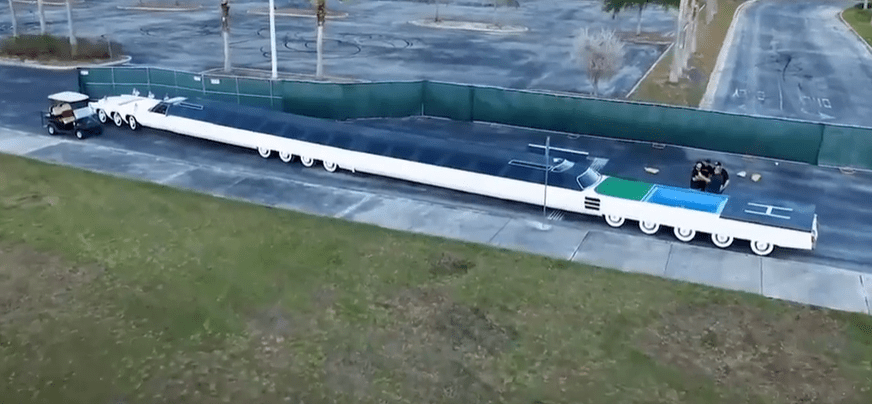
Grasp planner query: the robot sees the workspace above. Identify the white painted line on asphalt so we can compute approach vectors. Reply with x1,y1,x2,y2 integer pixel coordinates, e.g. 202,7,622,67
700,0,761,110
626,42,674,99
156,167,197,185
334,194,374,219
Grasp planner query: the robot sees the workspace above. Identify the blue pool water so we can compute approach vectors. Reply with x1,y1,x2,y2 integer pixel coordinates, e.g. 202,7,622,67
642,185,729,214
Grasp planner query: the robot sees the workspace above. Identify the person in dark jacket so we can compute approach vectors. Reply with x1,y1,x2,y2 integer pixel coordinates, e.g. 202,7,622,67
691,160,711,191
706,162,729,194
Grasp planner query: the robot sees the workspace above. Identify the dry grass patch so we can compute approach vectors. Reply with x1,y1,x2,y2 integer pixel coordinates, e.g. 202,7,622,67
640,303,866,403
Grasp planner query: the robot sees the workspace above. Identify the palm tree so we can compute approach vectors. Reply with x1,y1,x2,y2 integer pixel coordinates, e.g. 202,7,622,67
221,0,231,72
65,0,77,57
6,0,18,38
315,0,325,77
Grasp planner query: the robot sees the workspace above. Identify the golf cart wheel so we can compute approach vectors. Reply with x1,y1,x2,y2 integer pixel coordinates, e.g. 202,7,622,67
97,109,108,123
127,116,139,131
75,130,85,140
47,124,56,136
113,112,124,127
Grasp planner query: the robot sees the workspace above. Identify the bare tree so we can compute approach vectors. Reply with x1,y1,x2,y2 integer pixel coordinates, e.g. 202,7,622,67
37,0,46,34
65,0,77,56
573,27,626,96
221,0,231,72
6,0,18,38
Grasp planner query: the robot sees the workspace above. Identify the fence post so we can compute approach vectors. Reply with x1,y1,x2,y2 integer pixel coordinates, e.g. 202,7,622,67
235,76,241,105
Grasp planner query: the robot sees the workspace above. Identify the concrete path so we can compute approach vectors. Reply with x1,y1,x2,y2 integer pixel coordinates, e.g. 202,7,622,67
1,126,869,315
704,0,872,127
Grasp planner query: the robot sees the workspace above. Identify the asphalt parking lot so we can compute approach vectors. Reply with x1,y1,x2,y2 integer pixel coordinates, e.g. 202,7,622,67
4,65,872,275
709,0,872,127
0,0,675,96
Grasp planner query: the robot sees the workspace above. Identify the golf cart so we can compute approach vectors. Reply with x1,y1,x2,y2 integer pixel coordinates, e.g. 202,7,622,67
42,91,103,139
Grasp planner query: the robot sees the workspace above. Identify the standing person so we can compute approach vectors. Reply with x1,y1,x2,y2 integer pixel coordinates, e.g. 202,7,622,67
691,161,706,190
715,162,729,193
692,160,712,191
706,163,727,194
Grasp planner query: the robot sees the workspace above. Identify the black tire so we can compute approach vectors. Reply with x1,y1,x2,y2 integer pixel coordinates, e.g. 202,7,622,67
75,130,85,140
47,124,56,136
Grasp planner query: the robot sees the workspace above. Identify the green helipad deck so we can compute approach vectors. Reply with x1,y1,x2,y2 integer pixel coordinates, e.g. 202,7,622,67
594,177,653,201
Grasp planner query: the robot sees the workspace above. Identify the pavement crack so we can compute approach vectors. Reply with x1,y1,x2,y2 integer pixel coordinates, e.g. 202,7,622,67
486,218,511,245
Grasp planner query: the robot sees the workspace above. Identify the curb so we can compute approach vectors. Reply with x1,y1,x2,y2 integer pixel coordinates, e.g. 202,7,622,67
0,55,131,70
626,42,674,98
246,8,349,19
12,0,82,4
838,9,872,57
699,0,759,110
116,5,202,12
408,19,529,34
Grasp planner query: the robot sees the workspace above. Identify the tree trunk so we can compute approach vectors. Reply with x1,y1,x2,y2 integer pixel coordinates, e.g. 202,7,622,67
6,0,17,38
592,77,599,97
315,0,325,78
269,0,277,79
435,3,440,22
706,0,716,24
316,24,324,77
669,0,689,83
221,0,231,73
222,31,231,72
865,0,869,10
38,0,46,34
689,0,698,55
636,5,643,36
65,0,77,57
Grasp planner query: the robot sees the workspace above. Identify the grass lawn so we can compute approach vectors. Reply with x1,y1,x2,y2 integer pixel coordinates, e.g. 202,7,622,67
631,0,747,107
0,34,123,63
842,7,872,48
1,152,871,404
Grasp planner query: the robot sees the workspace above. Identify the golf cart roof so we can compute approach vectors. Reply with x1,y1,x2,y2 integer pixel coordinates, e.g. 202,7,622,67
48,91,90,103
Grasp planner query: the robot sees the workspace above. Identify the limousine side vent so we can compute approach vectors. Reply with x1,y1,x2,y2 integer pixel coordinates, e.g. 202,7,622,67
584,197,600,211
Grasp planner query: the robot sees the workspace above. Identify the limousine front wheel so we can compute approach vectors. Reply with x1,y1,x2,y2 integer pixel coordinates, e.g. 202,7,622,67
97,109,107,123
